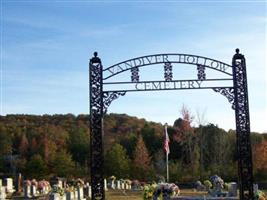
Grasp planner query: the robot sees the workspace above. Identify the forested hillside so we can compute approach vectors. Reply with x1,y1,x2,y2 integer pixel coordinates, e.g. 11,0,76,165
0,113,266,183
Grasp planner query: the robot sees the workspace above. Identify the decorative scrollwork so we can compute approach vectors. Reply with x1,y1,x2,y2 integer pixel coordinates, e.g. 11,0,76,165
197,64,206,80
131,67,139,82
213,87,235,110
164,62,173,81
103,91,126,114
89,52,105,200
232,48,253,200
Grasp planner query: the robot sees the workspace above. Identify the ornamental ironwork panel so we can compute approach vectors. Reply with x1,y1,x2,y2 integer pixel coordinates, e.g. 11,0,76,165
103,91,127,114
164,62,173,81
213,87,235,109
131,67,140,82
89,52,105,200
232,49,253,200
197,64,206,80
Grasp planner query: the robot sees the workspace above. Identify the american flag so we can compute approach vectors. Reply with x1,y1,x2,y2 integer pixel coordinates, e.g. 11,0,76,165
164,124,170,155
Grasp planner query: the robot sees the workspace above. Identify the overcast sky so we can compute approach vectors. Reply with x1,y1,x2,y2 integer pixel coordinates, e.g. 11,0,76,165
1,1,266,132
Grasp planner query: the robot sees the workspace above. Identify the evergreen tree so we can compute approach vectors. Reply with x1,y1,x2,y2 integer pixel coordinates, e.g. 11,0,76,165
104,144,130,178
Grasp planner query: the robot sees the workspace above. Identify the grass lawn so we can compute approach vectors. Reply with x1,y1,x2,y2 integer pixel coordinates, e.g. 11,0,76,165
106,190,143,200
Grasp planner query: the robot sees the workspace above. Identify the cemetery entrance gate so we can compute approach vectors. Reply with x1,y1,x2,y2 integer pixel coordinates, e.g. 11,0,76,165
89,49,254,200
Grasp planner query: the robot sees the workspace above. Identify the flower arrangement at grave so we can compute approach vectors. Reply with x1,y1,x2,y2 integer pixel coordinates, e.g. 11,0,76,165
31,179,38,187
255,190,267,200
143,183,157,200
38,180,50,194
203,180,212,191
143,183,180,200
51,185,65,196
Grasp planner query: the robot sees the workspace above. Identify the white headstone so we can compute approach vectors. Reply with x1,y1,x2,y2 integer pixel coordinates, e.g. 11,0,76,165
111,180,115,189
24,185,31,198
66,191,74,200
74,189,78,199
117,181,121,190
228,182,237,197
58,180,63,189
253,183,258,194
77,186,85,200
0,179,2,187
121,182,125,190
31,185,37,197
104,179,108,191
5,178,13,193
49,193,60,200
129,184,132,190
0,187,6,199
89,186,91,198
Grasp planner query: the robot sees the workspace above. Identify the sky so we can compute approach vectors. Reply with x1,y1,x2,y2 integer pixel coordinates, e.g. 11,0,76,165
1,0,266,132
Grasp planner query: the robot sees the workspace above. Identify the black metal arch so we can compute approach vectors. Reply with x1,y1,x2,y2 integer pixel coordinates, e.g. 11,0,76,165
89,49,254,200
103,53,233,80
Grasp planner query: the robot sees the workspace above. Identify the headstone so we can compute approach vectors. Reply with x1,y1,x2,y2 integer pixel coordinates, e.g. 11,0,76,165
66,191,74,200
74,189,78,199
0,187,6,200
0,180,2,187
104,179,108,191
121,182,125,190
89,186,91,198
117,181,121,190
58,180,63,189
31,185,37,197
5,178,13,193
77,186,85,200
228,182,237,197
253,183,258,194
111,180,115,189
49,193,60,200
129,184,132,190
24,184,31,198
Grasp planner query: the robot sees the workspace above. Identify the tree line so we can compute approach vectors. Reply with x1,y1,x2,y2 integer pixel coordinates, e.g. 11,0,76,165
0,111,266,183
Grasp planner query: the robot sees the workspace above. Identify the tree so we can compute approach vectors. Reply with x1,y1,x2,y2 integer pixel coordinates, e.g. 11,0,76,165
25,154,48,179
104,144,130,178
51,150,75,178
19,134,29,157
133,136,151,170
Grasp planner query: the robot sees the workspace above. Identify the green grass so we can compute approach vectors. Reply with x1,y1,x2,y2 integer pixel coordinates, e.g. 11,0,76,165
106,190,143,200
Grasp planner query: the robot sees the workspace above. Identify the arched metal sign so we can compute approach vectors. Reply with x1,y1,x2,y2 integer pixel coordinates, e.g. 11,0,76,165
89,49,253,200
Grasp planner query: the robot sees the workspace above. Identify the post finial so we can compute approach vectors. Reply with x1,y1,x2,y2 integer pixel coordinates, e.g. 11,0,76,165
235,48,240,54
90,51,101,64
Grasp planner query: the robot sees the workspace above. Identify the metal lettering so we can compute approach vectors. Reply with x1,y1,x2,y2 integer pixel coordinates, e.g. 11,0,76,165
116,64,124,73
162,55,169,62
211,61,219,69
196,81,202,88
164,82,170,89
152,82,161,90
180,81,186,88
188,81,194,88
145,56,153,64
124,61,133,69
186,56,196,64
144,82,150,90
179,55,186,63
133,58,144,67
135,83,142,90
155,55,162,62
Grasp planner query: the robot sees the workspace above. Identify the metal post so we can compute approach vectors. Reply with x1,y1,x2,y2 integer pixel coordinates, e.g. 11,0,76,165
89,52,105,200
232,49,254,200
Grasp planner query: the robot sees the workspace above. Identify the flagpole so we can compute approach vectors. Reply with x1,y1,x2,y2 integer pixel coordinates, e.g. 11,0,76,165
165,123,169,183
